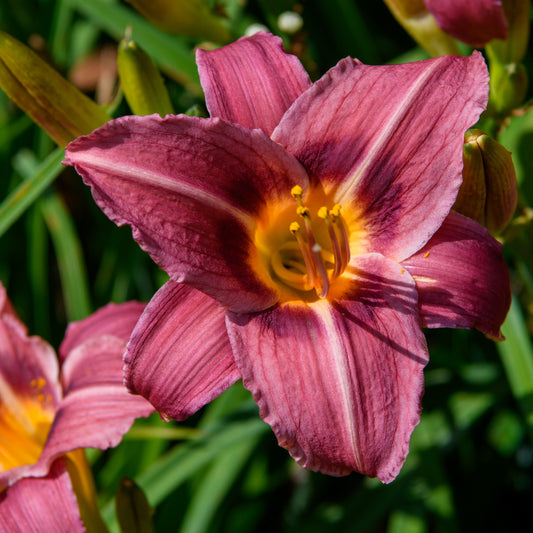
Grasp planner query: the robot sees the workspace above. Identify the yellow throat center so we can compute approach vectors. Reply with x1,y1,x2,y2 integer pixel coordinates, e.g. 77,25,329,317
0,373,55,474
254,185,351,301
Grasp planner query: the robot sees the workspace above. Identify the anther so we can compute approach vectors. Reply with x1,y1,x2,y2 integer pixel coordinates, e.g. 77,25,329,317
296,206,310,217
289,221,301,234
291,185,303,199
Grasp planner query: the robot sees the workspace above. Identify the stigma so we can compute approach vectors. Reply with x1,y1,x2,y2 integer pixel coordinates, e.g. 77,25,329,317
270,186,350,299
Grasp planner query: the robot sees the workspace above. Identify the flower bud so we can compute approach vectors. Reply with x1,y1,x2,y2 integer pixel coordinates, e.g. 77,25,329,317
454,129,517,234
0,31,110,147
125,0,231,43
117,37,174,117
383,0,460,56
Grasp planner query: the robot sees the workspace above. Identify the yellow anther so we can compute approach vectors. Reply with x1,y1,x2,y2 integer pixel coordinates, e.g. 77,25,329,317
296,206,310,217
291,185,303,199
329,204,342,219
289,221,301,234
317,206,329,219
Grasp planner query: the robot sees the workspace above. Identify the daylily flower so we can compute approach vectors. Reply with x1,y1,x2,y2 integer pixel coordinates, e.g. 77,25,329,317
0,283,153,532
424,0,508,48
64,33,511,483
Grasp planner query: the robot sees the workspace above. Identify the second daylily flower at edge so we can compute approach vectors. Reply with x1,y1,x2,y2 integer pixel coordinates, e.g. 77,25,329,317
64,33,510,483
0,283,154,531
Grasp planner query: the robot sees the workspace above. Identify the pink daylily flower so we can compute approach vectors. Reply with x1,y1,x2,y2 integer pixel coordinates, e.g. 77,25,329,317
424,0,508,47
0,283,153,531
64,33,511,483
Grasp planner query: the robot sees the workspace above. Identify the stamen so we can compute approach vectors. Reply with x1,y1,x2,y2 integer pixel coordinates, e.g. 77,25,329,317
291,185,305,209
289,222,316,290
280,190,351,299
310,243,329,298
329,204,351,272
318,206,343,279
296,205,331,298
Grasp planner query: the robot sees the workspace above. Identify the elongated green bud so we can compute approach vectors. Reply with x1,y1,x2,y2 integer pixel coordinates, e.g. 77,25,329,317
125,0,231,43
454,129,517,234
0,31,110,147
118,38,174,117
382,0,460,57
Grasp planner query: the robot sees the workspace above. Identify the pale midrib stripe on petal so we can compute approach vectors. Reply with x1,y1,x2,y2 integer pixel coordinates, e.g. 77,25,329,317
335,60,443,203
72,154,255,229
313,300,359,469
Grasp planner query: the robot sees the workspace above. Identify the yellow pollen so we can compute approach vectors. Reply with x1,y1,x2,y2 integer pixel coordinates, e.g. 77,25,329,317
424,251,430,258
317,206,329,219
289,221,301,234
290,185,303,199
30,377,46,389
296,206,310,217
329,204,342,219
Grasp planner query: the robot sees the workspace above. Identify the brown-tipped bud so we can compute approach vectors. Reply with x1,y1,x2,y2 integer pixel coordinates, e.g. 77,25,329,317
383,0,460,57
125,0,231,43
454,129,517,234
117,37,174,117
0,31,110,147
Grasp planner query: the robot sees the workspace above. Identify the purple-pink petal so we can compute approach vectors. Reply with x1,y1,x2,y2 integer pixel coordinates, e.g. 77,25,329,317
226,254,428,483
64,115,310,312
0,284,61,409
0,459,84,533
197,32,311,135
424,0,508,47
125,281,240,421
401,211,511,340
59,301,145,363
28,335,153,479
273,52,489,262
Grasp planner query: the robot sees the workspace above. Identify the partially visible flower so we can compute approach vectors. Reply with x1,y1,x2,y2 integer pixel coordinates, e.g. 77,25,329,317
384,0,508,55
65,33,510,483
383,0,460,56
424,0,508,48
0,283,153,532
454,129,517,234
